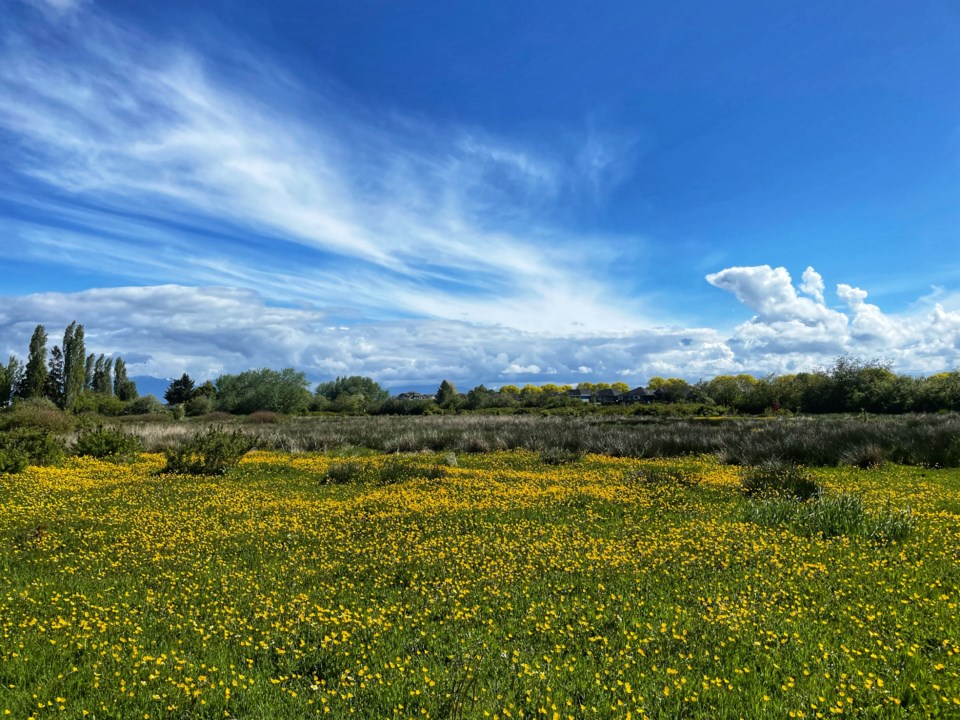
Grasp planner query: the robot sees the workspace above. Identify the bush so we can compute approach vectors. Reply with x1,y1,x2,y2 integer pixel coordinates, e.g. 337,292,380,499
185,395,215,417
0,446,28,474
73,425,143,462
163,426,253,476
741,462,822,500
123,395,166,416
71,392,126,417
0,428,66,470
0,398,73,433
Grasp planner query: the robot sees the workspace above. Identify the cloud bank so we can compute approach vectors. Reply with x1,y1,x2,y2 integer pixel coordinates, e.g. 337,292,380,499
1,266,958,388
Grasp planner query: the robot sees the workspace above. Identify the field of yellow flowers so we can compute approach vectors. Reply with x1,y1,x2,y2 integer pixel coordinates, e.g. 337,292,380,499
1,450,959,719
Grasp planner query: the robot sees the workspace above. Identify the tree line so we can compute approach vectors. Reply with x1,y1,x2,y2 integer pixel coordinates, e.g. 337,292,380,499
3,321,960,417
163,357,960,417
0,323,137,411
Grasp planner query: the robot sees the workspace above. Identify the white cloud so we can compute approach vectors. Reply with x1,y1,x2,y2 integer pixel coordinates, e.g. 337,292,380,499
0,5,651,335
1,277,958,389
799,266,825,304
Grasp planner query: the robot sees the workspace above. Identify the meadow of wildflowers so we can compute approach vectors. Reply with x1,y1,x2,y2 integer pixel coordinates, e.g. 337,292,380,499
1,450,958,718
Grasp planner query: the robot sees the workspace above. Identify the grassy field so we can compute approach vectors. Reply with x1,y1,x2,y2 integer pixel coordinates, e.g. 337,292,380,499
1,450,959,719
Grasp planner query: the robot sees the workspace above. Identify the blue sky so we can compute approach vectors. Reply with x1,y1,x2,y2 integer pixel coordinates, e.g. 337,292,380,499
1,0,959,389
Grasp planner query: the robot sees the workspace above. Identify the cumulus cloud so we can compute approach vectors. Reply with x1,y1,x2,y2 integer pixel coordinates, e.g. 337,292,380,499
799,266,825,304
707,266,960,375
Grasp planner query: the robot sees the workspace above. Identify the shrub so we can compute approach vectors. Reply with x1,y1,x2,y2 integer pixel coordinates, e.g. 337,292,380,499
163,426,253,476
184,395,215,417
378,457,413,485
123,395,166,416
741,462,822,500
0,446,28,474
71,392,126,417
73,425,143,462
0,428,66,469
0,398,73,433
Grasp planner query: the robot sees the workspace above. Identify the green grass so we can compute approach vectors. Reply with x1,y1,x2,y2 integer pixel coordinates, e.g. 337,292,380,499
0,451,958,718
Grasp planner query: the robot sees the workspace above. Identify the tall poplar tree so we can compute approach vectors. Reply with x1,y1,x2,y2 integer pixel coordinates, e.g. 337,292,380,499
45,345,65,407
113,357,137,401
19,324,48,400
62,322,86,409
84,353,95,390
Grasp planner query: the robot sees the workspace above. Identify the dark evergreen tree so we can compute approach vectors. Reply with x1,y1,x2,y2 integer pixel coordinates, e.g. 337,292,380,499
19,324,48,399
164,373,196,405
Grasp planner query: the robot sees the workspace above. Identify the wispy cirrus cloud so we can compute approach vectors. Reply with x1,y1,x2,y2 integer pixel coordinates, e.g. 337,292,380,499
0,1,649,333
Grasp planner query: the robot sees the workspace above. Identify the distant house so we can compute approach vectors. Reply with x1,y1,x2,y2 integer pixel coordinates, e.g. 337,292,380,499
620,386,657,405
566,388,593,402
595,388,622,405
396,391,435,401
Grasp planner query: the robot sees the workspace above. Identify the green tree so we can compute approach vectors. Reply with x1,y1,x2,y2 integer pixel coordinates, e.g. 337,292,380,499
62,322,87,410
19,325,48,400
45,345,65,407
84,353,95,390
216,368,312,414
436,379,459,408
464,384,494,410
0,356,22,407
164,373,196,405
92,355,114,395
113,357,138,401
315,376,389,411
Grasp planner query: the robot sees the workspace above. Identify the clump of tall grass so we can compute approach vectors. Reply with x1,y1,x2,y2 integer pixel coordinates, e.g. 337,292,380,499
325,461,364,484
743,492,915,544
740,461,822,500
